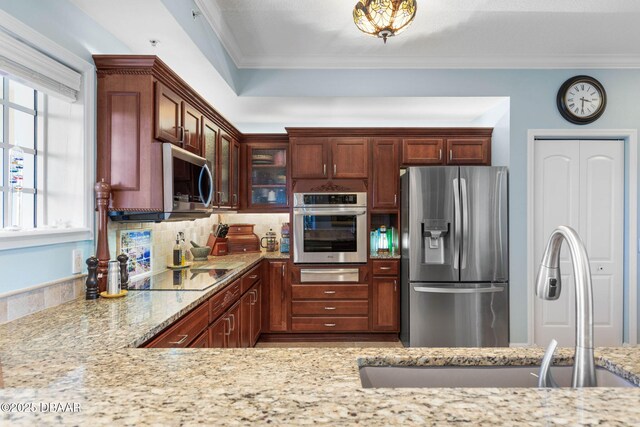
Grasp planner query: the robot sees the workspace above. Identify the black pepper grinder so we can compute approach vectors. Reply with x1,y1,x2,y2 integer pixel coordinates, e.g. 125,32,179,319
85,256,99,300
117,253,129,291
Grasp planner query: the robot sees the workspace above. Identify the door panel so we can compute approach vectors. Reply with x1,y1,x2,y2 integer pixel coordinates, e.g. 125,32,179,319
331,137,368,178
219,133,231,205
533,139,623,347
202,119,218,205
408,167,459,282
459,167,508,282
182,103,201,154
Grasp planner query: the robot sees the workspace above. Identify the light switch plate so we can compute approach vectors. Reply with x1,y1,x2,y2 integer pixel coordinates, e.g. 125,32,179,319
72,249,83,274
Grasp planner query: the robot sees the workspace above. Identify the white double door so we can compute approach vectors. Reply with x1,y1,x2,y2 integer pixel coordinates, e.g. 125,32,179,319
533,139,623,347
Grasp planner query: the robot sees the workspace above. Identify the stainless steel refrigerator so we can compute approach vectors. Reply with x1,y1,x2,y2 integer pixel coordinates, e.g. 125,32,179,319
400,166,509,347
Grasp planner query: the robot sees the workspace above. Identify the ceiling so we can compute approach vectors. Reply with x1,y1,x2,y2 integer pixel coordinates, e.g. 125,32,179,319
196,0,640,69
68,0,510,132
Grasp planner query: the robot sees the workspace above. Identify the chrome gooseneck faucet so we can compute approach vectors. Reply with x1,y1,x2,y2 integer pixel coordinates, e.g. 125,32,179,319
535,225,597,388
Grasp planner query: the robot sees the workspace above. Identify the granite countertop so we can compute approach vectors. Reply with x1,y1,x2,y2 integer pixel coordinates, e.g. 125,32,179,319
370,253,401,259
1,253,640,425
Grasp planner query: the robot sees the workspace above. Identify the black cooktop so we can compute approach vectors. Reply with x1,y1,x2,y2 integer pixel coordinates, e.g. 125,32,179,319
128,268,232,291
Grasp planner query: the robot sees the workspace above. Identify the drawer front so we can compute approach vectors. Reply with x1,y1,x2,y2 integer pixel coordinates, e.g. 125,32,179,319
291,316,369,332
146,302,209,348
241,264,261,294
209,280,241,322
372,260,399,276
291,284,369,300
292,300,369,316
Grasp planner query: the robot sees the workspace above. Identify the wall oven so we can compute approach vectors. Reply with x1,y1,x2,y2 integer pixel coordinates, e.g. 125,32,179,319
293,192,367,264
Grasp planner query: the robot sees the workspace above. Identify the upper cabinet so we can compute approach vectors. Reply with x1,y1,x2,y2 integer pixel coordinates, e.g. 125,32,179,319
402,134,491,166
95,55,241,212
371,138,399,210
244,141,289,211
291,137,368,179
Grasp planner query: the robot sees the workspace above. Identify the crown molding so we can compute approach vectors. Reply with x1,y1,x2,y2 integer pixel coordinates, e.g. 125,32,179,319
194,0,245,69
236,54,640,70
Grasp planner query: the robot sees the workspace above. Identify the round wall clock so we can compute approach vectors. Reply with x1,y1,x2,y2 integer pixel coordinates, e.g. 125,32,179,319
556,75,607,124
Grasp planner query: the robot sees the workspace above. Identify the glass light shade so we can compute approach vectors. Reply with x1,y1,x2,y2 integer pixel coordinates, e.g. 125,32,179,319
353,0,417,43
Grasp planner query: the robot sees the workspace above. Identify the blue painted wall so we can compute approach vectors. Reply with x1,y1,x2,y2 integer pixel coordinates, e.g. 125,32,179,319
0,0,130,293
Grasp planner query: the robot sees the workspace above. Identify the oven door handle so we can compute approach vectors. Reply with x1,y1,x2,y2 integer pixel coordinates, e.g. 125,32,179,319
295,209,367,216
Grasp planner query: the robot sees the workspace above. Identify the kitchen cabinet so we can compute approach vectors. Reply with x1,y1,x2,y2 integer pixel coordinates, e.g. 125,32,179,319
209,315,227,348
371,260,399,332
144,302,209,348
266,261,289,332
245,143,289,210
202,118,218,200
95,55,241,213
231,139,240,209
182,102,202,154
218,132,232,206
401,137,491,166
242,282,262,347
189,330,210,348
226,301,241,348
290,137,368,179
371,138,399,210
446,137,491,165
154,82,182,144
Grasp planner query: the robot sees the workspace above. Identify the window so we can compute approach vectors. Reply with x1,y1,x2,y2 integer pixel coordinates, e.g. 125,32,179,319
0,76,40,229
0,17,95,250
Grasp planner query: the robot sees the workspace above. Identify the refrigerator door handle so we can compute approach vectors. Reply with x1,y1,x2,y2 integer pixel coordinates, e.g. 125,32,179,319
453,177,461,269
413,285,505,294
461,177,469,269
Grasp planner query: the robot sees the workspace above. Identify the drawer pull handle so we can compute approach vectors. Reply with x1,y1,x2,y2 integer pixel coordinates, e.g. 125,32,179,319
324,323,336,327
379,266,391,270
168,334,189,345
324,290,336,294
248,275,258,279
324,307,336,310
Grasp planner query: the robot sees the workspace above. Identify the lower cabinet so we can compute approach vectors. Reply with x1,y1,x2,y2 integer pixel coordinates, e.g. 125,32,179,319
266,261,288,332
144,262,263,348
371,260,400,332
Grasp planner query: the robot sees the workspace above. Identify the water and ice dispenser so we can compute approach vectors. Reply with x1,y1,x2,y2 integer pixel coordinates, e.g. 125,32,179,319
422,220,448,264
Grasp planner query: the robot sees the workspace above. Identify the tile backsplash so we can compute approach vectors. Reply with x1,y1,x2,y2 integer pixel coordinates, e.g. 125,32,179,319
1,212,290,325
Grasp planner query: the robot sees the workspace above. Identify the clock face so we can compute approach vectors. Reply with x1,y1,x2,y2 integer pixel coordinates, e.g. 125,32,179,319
563,82,602,118
557,76,607,124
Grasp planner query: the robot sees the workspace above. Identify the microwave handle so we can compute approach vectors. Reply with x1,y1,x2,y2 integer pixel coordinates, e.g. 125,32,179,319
199,163,214,206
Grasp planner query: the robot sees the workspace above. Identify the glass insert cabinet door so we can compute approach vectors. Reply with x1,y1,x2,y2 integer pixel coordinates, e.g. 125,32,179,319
248,146,288,208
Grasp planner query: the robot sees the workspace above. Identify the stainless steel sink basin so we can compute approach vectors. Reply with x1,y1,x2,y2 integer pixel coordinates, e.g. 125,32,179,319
359,365,636,388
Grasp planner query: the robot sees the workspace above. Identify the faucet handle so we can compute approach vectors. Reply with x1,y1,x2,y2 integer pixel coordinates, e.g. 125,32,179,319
538,339,559,388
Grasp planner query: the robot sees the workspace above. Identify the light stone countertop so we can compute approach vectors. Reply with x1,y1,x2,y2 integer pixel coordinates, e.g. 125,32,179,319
1,253,640,425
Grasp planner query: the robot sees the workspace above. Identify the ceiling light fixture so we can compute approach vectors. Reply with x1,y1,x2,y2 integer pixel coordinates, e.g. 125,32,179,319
353,0,417,44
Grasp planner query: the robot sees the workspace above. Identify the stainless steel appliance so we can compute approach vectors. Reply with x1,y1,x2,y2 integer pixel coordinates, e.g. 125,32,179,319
400,166,509,347
110,143,214,221
293,192,367,264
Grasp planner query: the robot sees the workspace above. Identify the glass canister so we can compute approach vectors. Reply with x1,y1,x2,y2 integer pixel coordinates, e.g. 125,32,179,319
280,223,290,254
261,228,278,252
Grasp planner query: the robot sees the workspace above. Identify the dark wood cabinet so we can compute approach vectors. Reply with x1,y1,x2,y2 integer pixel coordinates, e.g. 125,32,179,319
402,136,491,166
144,302,209,348
226,301,241,348
402,138,444,165
267,261,289,332
371,139,399,210
291,138,328,178
95,55,241,213
182,102,202,154
154,81,182,144
209,315,227,348
244,142,289,211
331,137,368,178
372,277,399,331
240,291,253,348
290,137,368,179
250,282,262,346
202,118,218,199
446,137,491,165
218,132,232,206
189,330,210,348
371,260,399,332
231,139,240,209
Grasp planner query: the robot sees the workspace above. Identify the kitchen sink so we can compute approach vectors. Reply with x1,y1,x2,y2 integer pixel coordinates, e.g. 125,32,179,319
359,365,637,388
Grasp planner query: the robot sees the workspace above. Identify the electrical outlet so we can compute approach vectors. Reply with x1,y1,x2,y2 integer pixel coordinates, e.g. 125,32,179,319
72,249,83,274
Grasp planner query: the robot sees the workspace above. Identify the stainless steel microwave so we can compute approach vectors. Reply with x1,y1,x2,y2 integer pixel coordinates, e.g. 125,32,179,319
109,143,213,222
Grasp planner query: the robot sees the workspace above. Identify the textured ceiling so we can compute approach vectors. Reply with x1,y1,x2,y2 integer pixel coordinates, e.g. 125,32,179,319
196,0,640,68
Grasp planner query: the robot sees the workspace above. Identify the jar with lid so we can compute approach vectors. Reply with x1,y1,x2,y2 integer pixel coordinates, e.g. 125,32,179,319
280,222,290,253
